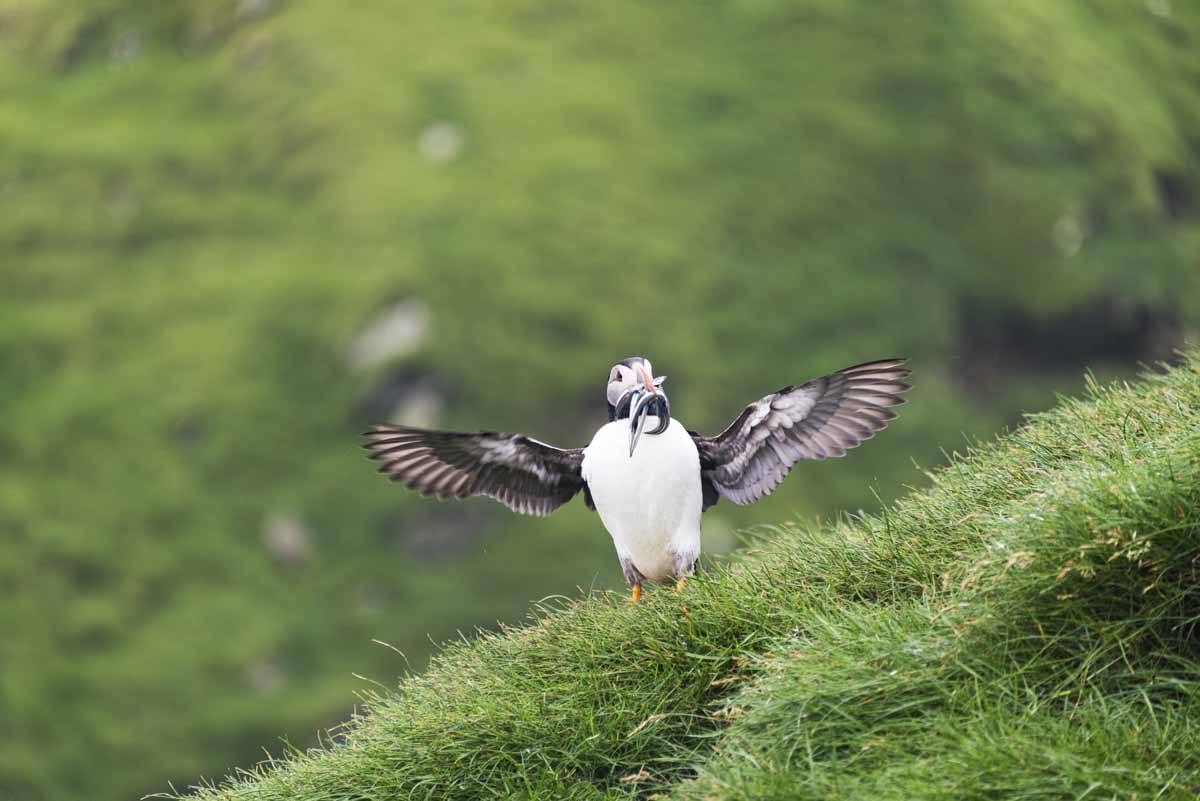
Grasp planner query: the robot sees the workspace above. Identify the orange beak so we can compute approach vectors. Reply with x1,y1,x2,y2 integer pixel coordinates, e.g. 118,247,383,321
640,364,656,394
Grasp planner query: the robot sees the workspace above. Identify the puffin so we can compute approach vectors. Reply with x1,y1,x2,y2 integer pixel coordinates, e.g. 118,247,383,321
364,357,910,601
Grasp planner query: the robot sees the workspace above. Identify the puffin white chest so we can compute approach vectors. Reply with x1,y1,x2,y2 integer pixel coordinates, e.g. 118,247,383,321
581,417,703,582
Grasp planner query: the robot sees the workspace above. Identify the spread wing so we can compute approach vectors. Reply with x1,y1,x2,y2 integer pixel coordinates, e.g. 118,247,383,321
363,425,585,516
692,359,911,508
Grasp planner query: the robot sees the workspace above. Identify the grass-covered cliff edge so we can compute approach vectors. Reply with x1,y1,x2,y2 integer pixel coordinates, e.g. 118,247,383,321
174,352,1200,800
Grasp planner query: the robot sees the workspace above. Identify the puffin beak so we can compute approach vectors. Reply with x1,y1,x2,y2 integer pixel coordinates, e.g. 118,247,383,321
640,365,656,394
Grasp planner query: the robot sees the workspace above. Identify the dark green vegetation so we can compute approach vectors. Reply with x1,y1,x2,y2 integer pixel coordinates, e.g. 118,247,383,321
2,2,1198,799
183,352,1200,799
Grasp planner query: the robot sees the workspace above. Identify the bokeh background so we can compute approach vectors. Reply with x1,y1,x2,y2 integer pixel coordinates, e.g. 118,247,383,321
2,1,1198,799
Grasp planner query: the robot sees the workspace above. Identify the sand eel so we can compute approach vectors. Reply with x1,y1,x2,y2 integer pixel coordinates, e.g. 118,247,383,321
364,357,911,601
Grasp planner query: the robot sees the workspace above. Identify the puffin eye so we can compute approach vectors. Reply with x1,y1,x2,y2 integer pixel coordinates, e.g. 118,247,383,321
613,370,623,382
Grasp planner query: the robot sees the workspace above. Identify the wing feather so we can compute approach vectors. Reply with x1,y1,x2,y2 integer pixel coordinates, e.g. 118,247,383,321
364,425,585,516
693,359,911,508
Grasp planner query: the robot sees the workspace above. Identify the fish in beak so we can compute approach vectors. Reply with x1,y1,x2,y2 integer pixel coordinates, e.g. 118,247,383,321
627,370,670,457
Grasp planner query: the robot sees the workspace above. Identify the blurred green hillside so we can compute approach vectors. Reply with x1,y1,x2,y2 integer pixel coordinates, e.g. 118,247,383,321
0,1,1197,799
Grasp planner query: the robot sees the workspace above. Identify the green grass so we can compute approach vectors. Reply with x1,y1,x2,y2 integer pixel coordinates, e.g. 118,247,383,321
173,354,1200,799
3,1,1200,798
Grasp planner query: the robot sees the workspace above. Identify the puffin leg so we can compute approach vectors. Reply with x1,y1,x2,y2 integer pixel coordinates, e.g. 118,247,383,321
621,557,647,604
670,547,697,592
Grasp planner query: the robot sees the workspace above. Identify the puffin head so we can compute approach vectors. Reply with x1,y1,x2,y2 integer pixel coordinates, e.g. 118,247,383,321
606,356,670,456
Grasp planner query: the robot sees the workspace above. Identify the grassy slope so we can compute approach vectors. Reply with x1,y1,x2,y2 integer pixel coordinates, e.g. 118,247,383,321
2,2,1199,799
182,354,1200,800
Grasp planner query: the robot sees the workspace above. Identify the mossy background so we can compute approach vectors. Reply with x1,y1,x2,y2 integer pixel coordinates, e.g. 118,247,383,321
0,2,1197,799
